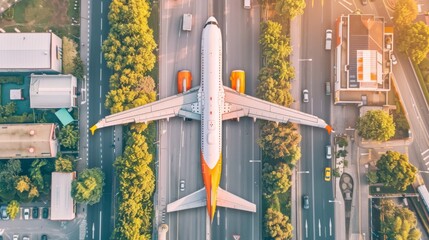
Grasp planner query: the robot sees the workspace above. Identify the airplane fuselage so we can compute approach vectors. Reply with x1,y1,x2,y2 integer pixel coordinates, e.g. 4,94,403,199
200,17,224,222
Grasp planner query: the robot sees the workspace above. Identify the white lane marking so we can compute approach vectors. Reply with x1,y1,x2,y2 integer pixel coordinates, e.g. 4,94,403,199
425,160,429,165
99,103,102,115
99,85,102,98
101,18,103,30
100,52,102,64
99,211,102,240
100,35,102,47
339,1,353,12
181,130,184,148
422,149,429,156
318,219,321,237
342,0,353,5
424,155,429,161
101,1,103,13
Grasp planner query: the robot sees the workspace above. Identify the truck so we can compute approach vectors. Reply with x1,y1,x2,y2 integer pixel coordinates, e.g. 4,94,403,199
325,29,332,50
182,14,192,31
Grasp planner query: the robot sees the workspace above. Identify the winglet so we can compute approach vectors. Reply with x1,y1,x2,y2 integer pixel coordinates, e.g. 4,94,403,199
325,125,333,135
90,125,98,135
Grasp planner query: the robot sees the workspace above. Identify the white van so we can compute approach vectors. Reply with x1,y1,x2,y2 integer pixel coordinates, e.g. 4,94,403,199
244,0,251,9
326,145,332,159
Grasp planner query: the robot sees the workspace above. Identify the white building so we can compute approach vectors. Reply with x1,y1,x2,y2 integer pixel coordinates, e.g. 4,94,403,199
0,32,62,73
0,123,58,159
51,172,76,221
30,74,77,109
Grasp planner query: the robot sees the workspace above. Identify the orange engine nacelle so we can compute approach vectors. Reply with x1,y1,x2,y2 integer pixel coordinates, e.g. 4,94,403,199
230,70,245,93
177,70,192,93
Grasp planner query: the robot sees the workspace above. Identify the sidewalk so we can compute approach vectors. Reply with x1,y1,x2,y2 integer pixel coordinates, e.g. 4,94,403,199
76,0,91,239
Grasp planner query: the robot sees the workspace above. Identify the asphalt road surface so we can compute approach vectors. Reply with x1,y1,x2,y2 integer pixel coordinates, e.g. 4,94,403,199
299,1,335,239
158,1,262,239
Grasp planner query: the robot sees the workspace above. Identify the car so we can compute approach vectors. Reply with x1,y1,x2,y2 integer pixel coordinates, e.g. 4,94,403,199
326,145,332,159
303,195,310,209
23,237,30,240
180,180,185,192
325,167,332,181
23,208,30,220
391,54,397,65
33,207,39,219
42,207,49,219
0,205,9,220
41,235,48,240
303,89,309,103
361,0,368,5
13,235,19,240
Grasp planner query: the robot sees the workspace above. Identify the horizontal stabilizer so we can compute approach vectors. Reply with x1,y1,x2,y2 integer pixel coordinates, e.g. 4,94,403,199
167,188,206,212
217,187,256,212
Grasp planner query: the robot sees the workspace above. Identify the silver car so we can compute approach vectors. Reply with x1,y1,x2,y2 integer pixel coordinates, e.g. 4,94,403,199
180,180,185,192
303,89,309,103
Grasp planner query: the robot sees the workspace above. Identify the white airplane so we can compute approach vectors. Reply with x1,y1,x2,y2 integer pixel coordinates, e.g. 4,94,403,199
90,16,332,223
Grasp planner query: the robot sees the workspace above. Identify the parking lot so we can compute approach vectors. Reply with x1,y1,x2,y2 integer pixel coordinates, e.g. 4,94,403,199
0,205,84,240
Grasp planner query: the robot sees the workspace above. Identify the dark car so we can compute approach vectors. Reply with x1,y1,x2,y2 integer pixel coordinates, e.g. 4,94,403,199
42,207,49,219
303,195,310,209
33,207,39,219
0,205,9,220
41,235,48,240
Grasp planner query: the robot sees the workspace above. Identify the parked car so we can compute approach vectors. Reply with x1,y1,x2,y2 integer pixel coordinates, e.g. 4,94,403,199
23,208,30,220
42,207,49,219
33,207,39,219
41,235,48,240
180,180,185,192
0,205,9,220
13,235,19,240
325,167,332,181
302,195,310,209
303,89,309,103
326,145,332,159
23,237,30,240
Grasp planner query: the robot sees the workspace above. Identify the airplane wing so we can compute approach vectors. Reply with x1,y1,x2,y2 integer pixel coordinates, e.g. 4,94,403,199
167,188,206,212
223,87,332,133
217,187,256,212
90,88,200,134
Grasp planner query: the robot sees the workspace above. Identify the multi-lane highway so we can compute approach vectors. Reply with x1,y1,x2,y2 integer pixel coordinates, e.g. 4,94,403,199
157,1,262,239
299,1,335,239
83,0,116,239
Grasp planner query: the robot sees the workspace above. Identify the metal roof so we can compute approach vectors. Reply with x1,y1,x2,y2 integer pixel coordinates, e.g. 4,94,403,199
0,32,62,72
51,172,76,221
30,74,77,109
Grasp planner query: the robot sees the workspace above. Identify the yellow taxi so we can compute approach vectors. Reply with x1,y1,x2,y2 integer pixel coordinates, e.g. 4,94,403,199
324,167,331,182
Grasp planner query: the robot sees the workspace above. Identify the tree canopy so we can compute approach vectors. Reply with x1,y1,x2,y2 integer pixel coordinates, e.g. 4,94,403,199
393,0,418,27
262,163,292,199
356,110,395,141
55,156,74,172
275,0,306,20
71,168,105,205
59,125,79,149
380,199,421,239
7,200,20,219
396,21,429,64
376,151,417,191
265,208,293,239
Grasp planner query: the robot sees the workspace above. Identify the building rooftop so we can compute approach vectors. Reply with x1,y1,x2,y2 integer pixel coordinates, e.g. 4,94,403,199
51,172,76,221
0,32,62,72
30,74,77,109
0,123,58,159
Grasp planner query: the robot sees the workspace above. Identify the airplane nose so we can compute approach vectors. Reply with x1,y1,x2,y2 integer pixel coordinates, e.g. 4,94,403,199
206,16,218,24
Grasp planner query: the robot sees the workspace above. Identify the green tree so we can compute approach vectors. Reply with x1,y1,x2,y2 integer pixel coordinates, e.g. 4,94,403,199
356,110,395,141
265,208,294,239
7,200,20,219
262,163,292,199
367,170,378,184
396,22,429,64
0,159,21,201
258,122,301,164
257,76,294,107
336,136,348,148
29,159,47,190
72,56,85,80
55,156,74,172
15,176,30,193
62,37,78,74
59,125,79,149
376,151,417,191
71,168,105,205
393,0,417,27
380,199,421,239
275,0,306,20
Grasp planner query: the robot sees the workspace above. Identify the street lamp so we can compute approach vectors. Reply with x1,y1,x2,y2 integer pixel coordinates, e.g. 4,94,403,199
419,170,429,174
329,199,342,204
297,171,310,174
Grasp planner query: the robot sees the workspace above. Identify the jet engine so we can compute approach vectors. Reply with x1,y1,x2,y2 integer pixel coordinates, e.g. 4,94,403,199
177,70,192,93
230,70,246,93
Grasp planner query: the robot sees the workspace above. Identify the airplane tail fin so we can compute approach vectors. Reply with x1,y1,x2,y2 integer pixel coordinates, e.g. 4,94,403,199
217,187,256,212
166,187,256,213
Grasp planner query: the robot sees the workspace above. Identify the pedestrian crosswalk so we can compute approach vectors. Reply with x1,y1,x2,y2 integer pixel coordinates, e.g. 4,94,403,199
422,149,429,169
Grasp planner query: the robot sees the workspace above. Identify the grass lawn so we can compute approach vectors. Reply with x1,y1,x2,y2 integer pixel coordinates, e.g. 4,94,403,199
0,0,79,40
